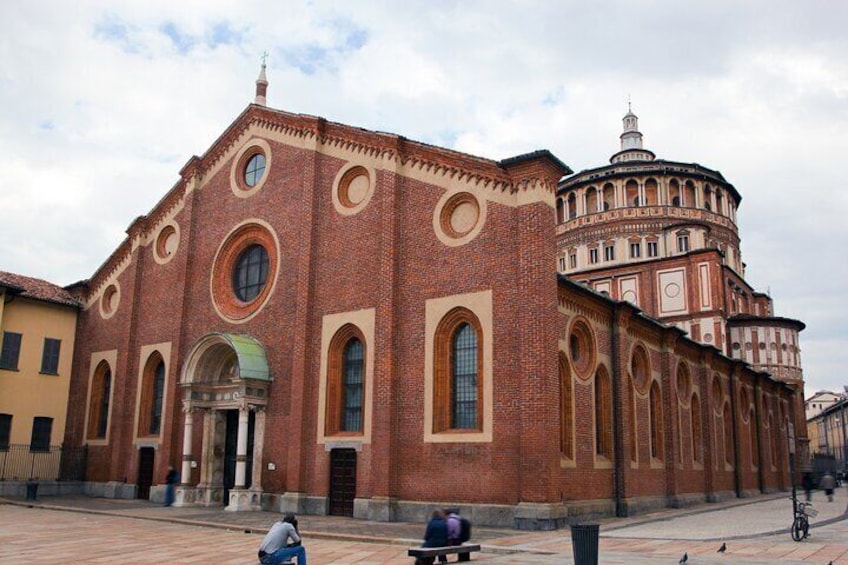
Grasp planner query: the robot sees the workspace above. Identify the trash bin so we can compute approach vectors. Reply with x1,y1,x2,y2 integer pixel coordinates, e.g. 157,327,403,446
25,480,39,501
571,523,599,565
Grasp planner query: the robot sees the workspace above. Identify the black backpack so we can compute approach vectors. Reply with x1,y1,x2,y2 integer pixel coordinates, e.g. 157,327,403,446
459,517,471,543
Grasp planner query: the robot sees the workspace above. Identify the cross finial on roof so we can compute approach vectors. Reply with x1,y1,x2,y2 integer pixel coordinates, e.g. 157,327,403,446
261,50,269,68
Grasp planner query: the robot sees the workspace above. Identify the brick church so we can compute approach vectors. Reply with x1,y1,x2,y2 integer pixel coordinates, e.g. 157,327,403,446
60,65,805,529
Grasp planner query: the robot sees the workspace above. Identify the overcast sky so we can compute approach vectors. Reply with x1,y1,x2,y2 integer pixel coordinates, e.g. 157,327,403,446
1,1,845,396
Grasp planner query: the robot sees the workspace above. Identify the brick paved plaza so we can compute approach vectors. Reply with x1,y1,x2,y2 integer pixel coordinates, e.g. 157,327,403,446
1,489,847,564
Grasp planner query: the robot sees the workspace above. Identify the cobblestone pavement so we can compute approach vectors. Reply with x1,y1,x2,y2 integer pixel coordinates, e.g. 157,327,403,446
1,487,847,564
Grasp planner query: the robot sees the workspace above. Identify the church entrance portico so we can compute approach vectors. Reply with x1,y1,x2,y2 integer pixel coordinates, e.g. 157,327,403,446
174,333,271,511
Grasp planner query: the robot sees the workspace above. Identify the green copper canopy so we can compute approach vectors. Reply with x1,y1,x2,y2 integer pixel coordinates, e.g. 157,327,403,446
220,333,271,381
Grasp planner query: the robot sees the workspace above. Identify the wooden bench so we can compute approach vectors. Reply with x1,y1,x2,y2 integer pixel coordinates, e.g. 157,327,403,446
408,544,481,564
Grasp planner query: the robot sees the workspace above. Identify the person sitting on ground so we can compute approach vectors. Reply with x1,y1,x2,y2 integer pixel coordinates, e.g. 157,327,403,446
257,512,306,565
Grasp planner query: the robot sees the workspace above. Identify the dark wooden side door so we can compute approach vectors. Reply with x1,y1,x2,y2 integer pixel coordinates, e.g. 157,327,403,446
137,447,155,500
329,448,356,516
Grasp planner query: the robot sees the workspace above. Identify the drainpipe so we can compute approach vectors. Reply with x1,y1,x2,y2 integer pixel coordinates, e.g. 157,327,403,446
729,367,742,498
754,374,764,494
611,302,626,517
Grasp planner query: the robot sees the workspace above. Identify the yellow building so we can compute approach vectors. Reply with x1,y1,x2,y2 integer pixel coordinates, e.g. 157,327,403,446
0,271,80,482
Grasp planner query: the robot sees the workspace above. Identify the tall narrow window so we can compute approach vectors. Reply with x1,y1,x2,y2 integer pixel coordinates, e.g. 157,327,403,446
434,308,483,433
723,402,733,466
0,332,22,370
30,417,52,452
677,234,690,253
0,414,11,450
604,245,615,262
558,257,566,272
149,361,165,435
649,381,664,460
138,355,166,438
749,410,759,468
87,361,112,440
630,242,641,259
569,253,577,269
40,338,61,374
326,325,367,436
559,353,574,459
691,394,703,464
647,241,658,257
342,338,364,432
452,324,478,429
595,368,612,458
769,412,777,467
589,248,599,264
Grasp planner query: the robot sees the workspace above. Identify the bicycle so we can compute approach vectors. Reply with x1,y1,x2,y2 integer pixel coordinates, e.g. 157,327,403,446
791,499,817,541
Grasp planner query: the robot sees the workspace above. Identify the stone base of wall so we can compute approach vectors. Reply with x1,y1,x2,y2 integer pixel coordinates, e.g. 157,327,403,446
0,480,85,498
83,481,136,499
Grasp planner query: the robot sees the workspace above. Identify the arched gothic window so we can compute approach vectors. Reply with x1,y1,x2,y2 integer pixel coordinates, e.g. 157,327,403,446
691,394,703,464
87,361,112,440
434,309,483,433
595,367,612,459
326,325,367,435
138,354,166,437
649,381,664,460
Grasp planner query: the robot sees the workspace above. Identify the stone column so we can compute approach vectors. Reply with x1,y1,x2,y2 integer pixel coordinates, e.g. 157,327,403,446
234,406,249,488
251,408,266,491
180,402,193,485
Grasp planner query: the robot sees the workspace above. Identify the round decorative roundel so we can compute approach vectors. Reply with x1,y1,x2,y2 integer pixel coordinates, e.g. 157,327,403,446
568,319,596,380
100,283,120,319
434,191,486,247
664,282,681,298
333,164,375,216
155,224,179,263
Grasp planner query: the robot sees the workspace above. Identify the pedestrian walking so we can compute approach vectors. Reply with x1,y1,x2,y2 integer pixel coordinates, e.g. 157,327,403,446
164,466,178,507
821,472,836,502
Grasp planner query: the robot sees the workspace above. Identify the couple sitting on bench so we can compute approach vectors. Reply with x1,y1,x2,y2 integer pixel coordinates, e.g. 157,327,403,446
413,508,474,564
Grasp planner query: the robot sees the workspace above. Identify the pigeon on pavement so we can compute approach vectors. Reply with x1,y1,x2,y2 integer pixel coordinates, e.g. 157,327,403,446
679,552,688,564
718,542,727,553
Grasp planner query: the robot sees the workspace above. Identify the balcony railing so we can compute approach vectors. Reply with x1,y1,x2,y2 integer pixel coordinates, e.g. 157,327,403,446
556,204,737,236
0,444,87,481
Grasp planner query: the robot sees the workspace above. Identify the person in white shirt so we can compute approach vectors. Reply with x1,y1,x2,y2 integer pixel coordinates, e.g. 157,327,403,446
257,513,306,565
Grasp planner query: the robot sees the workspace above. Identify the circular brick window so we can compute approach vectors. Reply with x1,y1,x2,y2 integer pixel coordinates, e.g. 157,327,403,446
100,283,120,319
244,154,266,187
333,164,375,216
211,221,279,323
230,139,272,198
568,318,596,380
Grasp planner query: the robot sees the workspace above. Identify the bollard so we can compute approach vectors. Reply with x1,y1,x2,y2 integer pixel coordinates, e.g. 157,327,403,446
571,523,599,565
25,480,39,501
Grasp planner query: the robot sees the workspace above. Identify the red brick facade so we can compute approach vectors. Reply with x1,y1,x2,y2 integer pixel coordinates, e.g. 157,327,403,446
62,101,799,529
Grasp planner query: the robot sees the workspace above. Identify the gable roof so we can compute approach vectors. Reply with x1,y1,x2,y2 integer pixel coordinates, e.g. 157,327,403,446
0,271,81,308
